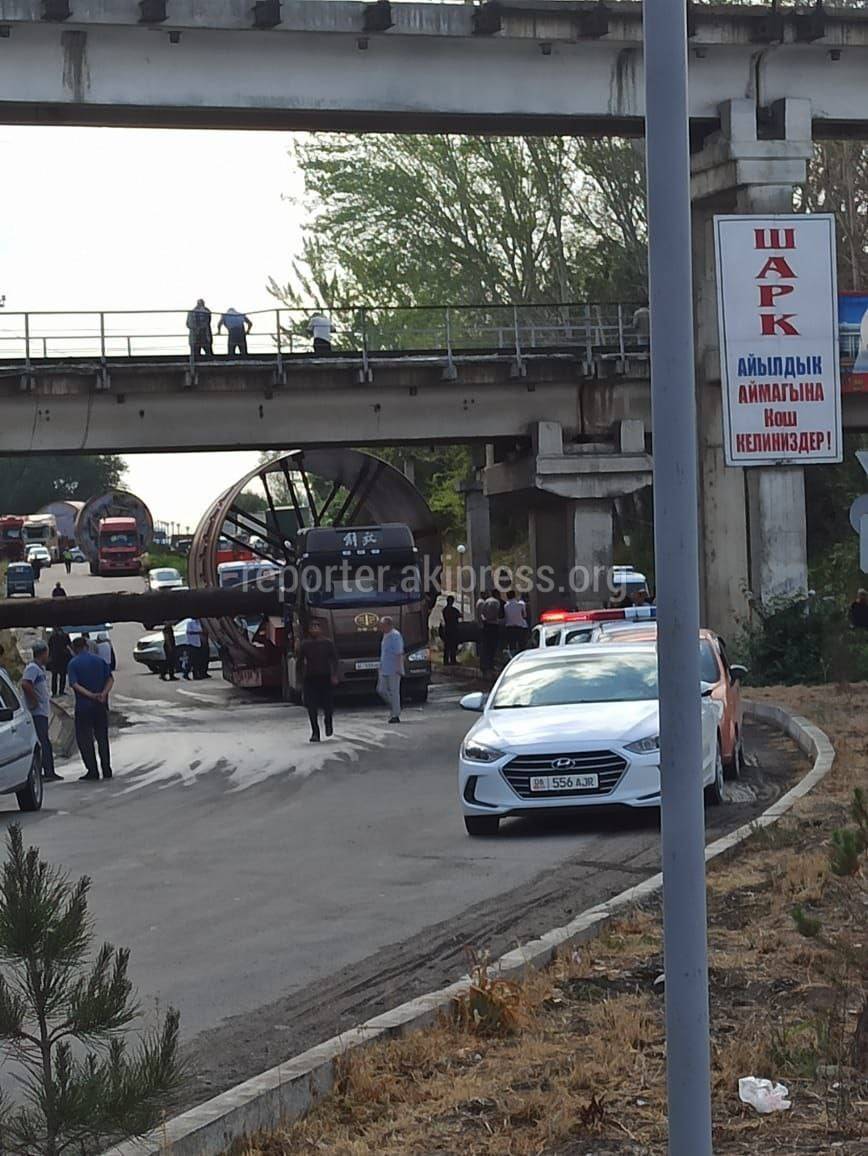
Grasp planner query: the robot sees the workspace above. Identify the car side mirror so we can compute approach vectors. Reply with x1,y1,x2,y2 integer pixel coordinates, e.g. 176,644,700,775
459,691,487,712
730,664,747,684
700,682,715,698
0,708,14,723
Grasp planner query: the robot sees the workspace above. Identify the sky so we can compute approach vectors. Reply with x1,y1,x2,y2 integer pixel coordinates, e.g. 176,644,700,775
0,125,306,528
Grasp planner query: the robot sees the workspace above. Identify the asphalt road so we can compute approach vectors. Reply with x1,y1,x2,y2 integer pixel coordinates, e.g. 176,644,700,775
10,563,808,1111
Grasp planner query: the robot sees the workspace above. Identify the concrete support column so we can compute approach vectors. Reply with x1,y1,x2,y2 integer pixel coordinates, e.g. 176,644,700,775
570,498,613,609
747,468,807,604
460,480,491,591
691,96,812,630
527,501,570,622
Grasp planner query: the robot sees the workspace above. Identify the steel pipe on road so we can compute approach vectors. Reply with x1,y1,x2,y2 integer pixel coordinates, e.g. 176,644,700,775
0,587,281,630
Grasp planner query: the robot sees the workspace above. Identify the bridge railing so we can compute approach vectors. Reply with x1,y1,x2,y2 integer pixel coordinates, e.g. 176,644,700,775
0,303,649,365
1,303,861,371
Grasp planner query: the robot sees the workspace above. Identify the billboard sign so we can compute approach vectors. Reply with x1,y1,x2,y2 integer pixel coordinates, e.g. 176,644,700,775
714,214,842,466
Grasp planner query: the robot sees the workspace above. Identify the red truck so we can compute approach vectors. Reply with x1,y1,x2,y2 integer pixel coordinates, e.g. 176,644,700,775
0,515,25,563
97,516,142,576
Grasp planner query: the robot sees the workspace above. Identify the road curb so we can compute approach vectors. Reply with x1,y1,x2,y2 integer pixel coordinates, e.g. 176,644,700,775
101,698,834,1156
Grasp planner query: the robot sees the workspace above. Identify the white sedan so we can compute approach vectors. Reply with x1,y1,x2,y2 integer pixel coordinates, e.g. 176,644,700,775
26,545,52,568
458,644,723,836
0,668,44,811
146,567,184,592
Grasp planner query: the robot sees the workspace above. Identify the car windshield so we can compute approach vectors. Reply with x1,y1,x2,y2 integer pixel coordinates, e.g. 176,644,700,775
492,652,659,709
153,569,180,582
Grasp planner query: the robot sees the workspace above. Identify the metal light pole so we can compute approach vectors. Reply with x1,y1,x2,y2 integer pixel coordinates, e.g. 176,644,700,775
643,2,713,1154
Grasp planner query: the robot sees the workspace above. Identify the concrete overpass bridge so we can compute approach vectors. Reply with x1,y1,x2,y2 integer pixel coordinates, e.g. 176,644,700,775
1,1,868,138
1,302,866,455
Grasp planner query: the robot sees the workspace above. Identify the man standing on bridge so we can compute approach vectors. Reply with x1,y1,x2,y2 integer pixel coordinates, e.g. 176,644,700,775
67,636,114,782
217,307,253,356
186,298,213,359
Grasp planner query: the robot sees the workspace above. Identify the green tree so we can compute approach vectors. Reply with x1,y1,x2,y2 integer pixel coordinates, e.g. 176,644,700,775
269,134,647,309
0,456,126,516
0,826,183,1156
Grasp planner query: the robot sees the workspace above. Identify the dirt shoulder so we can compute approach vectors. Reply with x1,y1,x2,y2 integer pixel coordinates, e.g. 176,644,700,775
232,686,868,1156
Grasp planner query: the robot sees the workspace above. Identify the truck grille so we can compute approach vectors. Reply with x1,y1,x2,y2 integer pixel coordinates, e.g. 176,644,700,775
501,750,627,799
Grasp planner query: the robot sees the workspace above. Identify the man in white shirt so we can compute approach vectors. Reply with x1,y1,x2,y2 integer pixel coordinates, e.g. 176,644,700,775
183,618,203,680
377,617,404,724
308,312,332,355
21,641,60,781
503,591,529,655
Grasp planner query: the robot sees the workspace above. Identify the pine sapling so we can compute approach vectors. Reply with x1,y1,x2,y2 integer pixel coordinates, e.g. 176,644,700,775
0,825,184,1156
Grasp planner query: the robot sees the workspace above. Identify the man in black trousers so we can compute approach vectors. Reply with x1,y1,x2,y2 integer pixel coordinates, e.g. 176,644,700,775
297,620,339,742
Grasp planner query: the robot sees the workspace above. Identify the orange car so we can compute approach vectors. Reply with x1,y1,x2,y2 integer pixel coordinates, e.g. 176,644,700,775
594,624,748,778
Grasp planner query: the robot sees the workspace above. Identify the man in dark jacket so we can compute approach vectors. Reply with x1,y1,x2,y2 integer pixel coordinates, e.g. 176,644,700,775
297,620,339,742
48,626,72,696
186,298,213,359
161,622,178,681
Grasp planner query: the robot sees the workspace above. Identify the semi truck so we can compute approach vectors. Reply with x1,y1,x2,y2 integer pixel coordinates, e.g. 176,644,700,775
74,491,154,576
219,523,432,702
0,515,26,563
96,516,143,576
22,514,60,562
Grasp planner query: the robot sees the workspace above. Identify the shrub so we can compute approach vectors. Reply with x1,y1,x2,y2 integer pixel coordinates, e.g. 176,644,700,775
733,593,868,686
0,826,183,1156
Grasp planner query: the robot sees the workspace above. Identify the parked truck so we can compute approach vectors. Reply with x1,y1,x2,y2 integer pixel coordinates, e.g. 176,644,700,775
0,515,25,563
22,514,60,562
74,491,154,577
96,516,143,576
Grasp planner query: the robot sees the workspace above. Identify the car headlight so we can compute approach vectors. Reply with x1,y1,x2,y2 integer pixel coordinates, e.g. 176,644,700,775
461,740,504,764
408,647,430,663
625,735,660,754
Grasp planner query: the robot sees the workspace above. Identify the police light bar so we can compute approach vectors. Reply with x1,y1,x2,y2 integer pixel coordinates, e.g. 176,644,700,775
539,605,656,625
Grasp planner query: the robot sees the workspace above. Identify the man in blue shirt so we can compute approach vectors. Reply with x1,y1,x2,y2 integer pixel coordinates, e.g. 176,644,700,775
377,617,404,724
66,636,114,781
217,307,252,357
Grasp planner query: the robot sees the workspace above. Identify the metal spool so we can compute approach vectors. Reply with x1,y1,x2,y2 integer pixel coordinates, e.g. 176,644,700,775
189,449,441,665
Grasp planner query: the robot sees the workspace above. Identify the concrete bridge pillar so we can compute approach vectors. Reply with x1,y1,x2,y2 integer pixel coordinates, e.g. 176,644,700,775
691,97,812,631
526,495,614,620
458,479,492,590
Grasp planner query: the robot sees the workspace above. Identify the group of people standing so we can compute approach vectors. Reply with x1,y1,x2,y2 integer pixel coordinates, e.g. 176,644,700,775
186,301,334,360
439,590,529,677
21,632,114,785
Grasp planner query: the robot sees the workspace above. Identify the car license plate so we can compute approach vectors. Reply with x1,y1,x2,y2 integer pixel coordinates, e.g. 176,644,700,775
355,660,380,671
530,773,599,792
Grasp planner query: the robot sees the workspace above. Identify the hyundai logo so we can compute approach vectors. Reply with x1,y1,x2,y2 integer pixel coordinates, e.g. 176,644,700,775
552,757,578,770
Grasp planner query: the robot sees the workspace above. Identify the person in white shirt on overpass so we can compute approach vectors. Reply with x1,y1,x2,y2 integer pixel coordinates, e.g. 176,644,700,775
308,312,332,355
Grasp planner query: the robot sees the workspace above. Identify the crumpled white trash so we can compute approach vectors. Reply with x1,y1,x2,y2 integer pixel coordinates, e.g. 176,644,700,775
738,1076,792,1114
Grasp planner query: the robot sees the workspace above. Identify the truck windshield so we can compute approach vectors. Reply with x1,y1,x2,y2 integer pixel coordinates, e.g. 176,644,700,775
101,532,137,548
306,563,421,608
1,527,21,540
